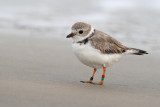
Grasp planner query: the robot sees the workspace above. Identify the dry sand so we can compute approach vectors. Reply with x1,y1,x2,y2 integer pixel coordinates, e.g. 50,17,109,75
0,35,160,107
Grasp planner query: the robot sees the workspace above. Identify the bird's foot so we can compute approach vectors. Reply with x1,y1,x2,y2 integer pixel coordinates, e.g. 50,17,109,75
80,81,103,85
80,80,92,83
90,81,103,85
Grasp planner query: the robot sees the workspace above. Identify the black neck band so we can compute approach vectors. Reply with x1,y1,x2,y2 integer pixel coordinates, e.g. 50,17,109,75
77,29,95,44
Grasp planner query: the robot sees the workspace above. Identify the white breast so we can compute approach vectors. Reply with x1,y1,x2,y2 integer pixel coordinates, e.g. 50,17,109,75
72,42,122,68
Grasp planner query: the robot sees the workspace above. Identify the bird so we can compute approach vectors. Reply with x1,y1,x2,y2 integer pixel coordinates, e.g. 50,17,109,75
66,22,148,85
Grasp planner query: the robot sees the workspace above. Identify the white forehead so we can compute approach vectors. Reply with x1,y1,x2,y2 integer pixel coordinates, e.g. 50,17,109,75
72,29,77,33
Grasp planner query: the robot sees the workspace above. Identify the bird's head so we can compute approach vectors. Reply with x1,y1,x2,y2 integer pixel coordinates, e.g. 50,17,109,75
66,22,94,42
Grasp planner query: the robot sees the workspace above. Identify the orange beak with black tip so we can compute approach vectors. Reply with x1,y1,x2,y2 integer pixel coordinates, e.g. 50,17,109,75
66,33,75,38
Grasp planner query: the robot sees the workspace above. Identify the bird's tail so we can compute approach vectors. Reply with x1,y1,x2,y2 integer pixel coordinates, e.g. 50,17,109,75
124,48,148,55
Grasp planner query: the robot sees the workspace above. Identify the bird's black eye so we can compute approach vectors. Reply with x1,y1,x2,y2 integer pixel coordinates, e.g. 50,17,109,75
79,30,83,34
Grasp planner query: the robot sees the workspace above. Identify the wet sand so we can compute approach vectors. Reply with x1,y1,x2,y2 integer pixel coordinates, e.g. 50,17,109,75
0,35,160,107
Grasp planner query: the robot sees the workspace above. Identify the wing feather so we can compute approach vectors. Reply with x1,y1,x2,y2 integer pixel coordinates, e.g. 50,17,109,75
89,30,128,54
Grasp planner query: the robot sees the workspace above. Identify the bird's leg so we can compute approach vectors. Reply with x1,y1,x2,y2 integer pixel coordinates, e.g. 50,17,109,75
91,67,107,85
80,68,97,83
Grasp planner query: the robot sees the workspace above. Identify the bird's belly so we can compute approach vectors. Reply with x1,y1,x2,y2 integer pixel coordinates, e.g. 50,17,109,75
72,43,122,68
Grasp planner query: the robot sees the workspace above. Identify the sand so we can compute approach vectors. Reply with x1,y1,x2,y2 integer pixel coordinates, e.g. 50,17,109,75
0,34,160,107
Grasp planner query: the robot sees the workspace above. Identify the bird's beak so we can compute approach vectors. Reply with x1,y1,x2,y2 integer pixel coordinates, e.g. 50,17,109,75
66,33,75,38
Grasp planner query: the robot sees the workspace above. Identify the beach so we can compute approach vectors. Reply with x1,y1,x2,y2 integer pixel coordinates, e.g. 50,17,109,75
0,0,160,106
0,35,160,107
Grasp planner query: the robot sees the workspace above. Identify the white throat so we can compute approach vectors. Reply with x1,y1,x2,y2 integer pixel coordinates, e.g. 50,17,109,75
72,27,94,43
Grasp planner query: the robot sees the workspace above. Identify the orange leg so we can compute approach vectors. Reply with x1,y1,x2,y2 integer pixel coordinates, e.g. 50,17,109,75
80,68,97,83
91,67,107,85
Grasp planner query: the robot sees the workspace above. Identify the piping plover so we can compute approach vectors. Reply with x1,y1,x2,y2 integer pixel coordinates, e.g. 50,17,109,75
66,22,148,85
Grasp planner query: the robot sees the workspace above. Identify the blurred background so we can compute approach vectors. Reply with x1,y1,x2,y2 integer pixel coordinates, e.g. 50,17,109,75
0,0,160,107
0,0,160,52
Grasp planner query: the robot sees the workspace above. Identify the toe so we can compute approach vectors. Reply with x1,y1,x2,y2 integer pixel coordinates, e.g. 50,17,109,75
80,80,92,83
90,82,103,85
80,81,85,83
